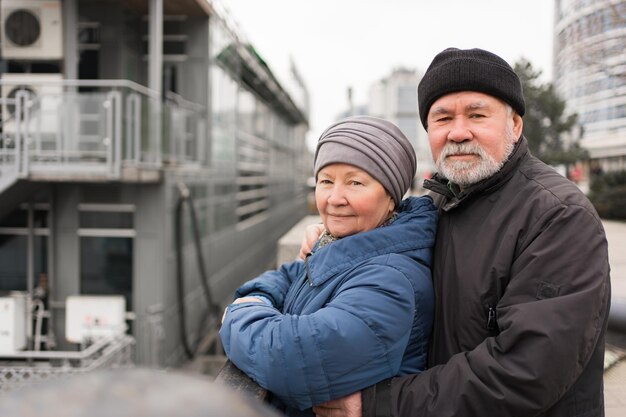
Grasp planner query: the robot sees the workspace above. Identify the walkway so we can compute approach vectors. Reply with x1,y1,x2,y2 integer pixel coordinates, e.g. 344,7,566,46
603,220,626,417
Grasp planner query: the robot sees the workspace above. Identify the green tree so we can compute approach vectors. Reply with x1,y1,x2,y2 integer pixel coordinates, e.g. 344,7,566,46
514,58,588,168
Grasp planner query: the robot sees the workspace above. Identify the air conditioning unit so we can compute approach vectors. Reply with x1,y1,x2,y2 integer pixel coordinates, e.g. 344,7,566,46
0,0,63,60
1,73,63,136
0,292,27,354
65,295,127,344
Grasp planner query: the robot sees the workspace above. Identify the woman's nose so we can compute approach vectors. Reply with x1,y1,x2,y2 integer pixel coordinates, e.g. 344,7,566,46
327,185,347,205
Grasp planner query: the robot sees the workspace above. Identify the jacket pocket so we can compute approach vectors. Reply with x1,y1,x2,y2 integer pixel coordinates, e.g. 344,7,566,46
535,281,561,300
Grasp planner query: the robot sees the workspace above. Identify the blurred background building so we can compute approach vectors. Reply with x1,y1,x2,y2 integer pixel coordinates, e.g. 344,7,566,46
554,0,626,172
337,68,434,191
369,68,433,188
0,0,310,383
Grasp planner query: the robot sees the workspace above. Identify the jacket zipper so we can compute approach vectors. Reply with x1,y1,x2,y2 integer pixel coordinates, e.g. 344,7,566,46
304,252,314,287
487,304,499,333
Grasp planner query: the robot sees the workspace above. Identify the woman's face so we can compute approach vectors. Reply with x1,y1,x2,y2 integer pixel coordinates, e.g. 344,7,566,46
315,163,395,238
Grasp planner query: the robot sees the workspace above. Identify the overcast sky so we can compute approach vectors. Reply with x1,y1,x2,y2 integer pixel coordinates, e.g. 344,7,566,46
224,0,555,147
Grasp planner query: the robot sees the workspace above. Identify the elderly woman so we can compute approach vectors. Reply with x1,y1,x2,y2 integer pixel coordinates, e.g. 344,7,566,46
219,116,437,416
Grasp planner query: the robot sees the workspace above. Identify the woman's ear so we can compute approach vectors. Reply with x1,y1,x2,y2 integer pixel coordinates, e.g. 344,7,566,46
388,196,395,214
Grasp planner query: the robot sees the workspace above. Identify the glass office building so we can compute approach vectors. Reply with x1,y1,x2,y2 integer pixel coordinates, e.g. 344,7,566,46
554,0,626,171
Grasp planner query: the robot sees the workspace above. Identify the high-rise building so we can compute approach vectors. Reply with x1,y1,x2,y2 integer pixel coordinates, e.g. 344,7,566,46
368,68,434,188
554,0,626,172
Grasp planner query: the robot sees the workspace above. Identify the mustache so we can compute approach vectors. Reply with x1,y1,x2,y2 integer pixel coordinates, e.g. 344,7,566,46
439,142,488,160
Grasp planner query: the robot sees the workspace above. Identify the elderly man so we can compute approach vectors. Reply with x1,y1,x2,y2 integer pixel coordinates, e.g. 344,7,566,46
312,47,610,417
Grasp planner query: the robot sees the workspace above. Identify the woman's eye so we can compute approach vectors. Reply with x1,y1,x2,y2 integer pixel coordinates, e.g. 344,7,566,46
350,181,363,186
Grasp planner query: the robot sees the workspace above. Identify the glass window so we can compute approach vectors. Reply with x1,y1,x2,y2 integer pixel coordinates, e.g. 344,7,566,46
0,235,47,292
80,237,133,309
0,204,49,292
214,201,237,232
238,89,256,135
79,204,134,307
255,101,269,139
0,235,27,291
211,66,237,164
0,210,27,228
211,20,238,166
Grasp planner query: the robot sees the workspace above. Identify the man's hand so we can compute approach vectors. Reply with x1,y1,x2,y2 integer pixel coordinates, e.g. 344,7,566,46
312,391,362,417
298,223,325,259
221,296,265,323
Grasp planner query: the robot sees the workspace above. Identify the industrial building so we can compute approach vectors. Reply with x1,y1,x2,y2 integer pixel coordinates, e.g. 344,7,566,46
0,0,310,389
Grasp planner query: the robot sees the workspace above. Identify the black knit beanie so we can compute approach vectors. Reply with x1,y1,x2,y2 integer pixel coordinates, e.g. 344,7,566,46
418,47,525,128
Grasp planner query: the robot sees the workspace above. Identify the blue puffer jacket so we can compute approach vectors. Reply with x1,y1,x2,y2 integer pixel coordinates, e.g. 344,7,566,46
220,196,437,414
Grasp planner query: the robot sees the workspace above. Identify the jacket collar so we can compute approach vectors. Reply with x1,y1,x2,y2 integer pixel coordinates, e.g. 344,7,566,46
306,197,436,286
423,135,529,211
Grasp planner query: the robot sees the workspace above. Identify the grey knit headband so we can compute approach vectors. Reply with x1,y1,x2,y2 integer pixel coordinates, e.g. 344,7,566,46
314,116,416,206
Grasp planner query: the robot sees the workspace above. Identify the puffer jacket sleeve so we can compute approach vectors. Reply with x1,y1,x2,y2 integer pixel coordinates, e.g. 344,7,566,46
219,259,421,410
363,203,610,417
233,260,304,309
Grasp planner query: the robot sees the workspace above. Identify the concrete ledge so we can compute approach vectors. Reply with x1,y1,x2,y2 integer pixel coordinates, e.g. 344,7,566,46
276,215,321,266
215,360,268,403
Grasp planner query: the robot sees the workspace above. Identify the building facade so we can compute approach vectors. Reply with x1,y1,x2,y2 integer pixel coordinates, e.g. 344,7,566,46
554,0,626,172
0,0,309,374
349,68,433,190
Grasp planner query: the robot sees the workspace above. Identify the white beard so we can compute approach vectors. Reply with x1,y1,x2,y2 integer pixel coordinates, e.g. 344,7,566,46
435,132,516,187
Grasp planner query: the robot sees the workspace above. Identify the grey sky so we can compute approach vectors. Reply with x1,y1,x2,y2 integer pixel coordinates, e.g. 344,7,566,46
224,0,555,147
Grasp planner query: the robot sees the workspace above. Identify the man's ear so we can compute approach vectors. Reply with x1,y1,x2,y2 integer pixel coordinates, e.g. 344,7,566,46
512,112,523,140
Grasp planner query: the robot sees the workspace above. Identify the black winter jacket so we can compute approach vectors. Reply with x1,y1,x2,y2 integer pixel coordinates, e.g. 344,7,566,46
362,137,610,417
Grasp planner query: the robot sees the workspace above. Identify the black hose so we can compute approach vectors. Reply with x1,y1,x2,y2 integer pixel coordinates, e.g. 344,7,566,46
174,191,193,359
186,191,217,316
174,183,218,360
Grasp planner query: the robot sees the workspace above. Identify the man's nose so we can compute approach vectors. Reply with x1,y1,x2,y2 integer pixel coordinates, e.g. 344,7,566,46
447,118,473,142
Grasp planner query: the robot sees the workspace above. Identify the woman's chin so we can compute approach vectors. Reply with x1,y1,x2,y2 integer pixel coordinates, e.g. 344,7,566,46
326,227,352,239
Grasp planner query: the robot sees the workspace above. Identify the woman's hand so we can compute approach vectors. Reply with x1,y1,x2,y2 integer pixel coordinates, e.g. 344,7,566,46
221,296,265,323
298,223,325,259
312,391,362,417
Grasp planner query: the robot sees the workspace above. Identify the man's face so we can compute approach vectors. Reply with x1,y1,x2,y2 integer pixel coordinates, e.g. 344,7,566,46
426,91,523,187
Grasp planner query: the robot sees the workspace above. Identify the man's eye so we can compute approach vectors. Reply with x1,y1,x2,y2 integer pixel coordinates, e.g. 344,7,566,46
435,116,451,122
318,179,332,185
470,113,485,118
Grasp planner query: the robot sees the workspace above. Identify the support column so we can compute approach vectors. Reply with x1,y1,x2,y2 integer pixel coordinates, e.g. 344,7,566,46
62,0,78,79
148,0,163,164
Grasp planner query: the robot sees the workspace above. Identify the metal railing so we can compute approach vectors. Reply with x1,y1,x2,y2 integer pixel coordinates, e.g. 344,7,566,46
0,79,207,192
0,335,135,394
